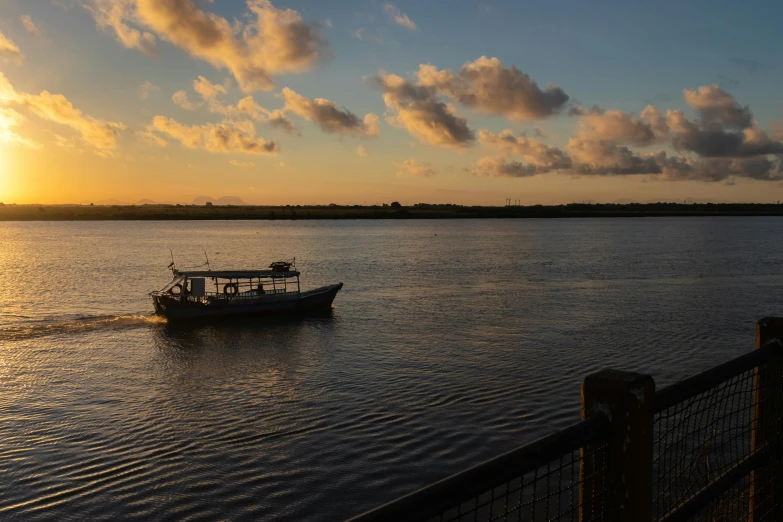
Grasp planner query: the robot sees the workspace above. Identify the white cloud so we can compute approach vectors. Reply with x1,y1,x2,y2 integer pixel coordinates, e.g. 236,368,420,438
683,84,752,128
84,0,157,56
0,107,42,149
138,80,159,99
171,76,300,135
0,30,23,63
473,156,539,178
417,57,569,120
573,106,669,147
85,0,329,92
281,87,379,137
384,4,417,30
172,90,198,110
145,115,279,155
369,58,569,148
193,76,227,100
136,128,167,147
356,145,368,157
479,129,571,171
370,72,474,148
473,84,783,183
21,16,42,36
54,133,85,153
395,157,436,177
0,72,126,149
230,159,255,167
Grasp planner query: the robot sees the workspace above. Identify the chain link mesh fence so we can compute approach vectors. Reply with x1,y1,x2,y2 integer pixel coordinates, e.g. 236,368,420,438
352,416,610,522
426,440,609,522
652,357,783,521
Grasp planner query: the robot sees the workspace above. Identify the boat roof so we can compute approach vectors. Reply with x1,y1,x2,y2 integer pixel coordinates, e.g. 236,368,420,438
176,270,299,278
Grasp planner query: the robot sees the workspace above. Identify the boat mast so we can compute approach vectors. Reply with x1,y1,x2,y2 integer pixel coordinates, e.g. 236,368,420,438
168,249,178,275
293,257,299,293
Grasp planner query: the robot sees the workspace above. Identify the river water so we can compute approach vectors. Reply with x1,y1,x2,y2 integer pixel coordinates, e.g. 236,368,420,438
0,218,781,521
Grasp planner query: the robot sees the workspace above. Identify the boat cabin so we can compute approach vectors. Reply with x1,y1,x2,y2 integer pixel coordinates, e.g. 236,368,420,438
160,262,301,305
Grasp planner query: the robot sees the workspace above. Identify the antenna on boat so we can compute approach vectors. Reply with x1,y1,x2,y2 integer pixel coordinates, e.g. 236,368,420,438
168,249,178,275
204,250,211,271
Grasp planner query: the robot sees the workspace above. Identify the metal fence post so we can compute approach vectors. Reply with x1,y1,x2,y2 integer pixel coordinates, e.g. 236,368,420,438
581,369,654,522
752,317,783,521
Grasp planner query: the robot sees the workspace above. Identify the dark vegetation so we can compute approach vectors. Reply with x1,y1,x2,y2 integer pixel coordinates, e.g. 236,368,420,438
2,202,783,221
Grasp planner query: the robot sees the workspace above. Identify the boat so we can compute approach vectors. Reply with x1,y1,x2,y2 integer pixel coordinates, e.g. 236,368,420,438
150,260,342,320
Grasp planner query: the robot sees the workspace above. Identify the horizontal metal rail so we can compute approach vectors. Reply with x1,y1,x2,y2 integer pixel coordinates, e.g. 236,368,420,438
658,442,772,522
196,289,293,298
655,340,782,413
183,291,299,305
349,413,611,522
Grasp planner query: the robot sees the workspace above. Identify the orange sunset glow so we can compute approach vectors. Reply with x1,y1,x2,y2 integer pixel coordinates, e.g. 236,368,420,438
0,1,781,206
4,2,783,521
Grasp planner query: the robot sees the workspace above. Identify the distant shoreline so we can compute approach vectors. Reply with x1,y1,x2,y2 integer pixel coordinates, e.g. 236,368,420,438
2,203,783,221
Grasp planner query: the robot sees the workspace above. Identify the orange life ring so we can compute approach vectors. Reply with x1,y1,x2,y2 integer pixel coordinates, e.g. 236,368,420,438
170,283,182,295
224,283,239,296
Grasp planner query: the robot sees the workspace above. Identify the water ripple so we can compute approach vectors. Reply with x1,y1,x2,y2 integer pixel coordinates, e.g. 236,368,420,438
0,314,166,342
0,218,779,520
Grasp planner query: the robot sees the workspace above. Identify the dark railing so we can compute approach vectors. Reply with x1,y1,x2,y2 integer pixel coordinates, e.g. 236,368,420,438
182,290,300,305
350,318,783,522
652,339,783,521
351,415,611,522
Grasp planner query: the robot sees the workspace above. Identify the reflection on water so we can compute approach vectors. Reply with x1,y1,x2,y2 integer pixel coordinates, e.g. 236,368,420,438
0,218,782,520
158,311,336,345
151,313,337,379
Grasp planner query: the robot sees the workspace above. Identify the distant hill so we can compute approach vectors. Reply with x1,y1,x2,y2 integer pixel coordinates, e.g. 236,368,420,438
216,196,246,205
192,195,214,205
93,199,129,205
192,195,247,205
135,199,158,205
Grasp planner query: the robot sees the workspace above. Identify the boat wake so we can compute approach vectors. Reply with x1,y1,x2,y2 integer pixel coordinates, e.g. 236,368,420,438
0,314,166,342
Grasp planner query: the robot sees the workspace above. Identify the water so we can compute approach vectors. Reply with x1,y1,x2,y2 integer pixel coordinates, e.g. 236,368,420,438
1,218,782,521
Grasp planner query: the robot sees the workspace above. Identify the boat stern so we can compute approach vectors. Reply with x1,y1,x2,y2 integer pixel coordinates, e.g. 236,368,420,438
150,292,169,316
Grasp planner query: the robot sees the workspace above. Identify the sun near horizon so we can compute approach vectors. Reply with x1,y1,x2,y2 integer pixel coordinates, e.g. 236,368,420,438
0,0,782,206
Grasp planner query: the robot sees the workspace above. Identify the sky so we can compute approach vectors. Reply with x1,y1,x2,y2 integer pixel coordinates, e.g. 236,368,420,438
0,0,782,206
